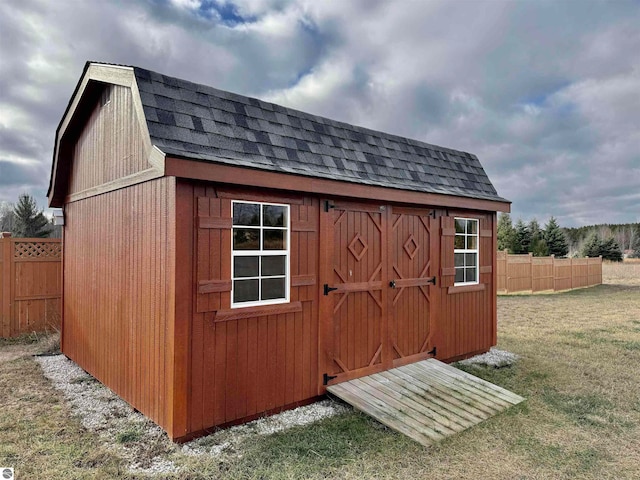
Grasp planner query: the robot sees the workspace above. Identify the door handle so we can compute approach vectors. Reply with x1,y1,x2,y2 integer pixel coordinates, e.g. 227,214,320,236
323,284,339,295
389,280,396,288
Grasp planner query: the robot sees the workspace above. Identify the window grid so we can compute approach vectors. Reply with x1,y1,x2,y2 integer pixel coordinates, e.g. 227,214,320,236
231,200,290,308
454,217,479,285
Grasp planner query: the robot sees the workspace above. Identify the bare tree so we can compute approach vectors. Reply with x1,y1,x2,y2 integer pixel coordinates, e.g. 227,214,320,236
0,201,15,232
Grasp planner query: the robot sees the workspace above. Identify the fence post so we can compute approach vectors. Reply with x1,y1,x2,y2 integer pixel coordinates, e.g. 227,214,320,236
571,256,575,290
1,237,11,338
551,254,556,291
529,252,534,292
504,249,509,293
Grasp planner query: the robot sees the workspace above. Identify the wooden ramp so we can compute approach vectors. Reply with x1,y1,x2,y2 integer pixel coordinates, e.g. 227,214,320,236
327,358,524,447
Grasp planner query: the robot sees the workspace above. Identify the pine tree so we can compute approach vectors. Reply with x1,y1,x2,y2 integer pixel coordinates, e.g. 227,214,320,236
12,194,52,238
581,233,601,258
527,218,548,256
600,237,623,262
544,216,568,257
513,219,531,254
497,213,517,253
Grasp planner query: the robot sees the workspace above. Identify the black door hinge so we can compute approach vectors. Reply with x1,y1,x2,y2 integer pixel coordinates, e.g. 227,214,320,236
427,346,437,357
323,373,337,385
323,284,338,295
324,200,336,212
427,276,436,285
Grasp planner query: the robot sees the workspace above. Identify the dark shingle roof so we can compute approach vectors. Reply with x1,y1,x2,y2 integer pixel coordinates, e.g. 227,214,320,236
133,67,505,202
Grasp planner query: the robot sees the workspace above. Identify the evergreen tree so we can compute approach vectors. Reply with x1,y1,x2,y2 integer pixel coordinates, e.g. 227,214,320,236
581,233,601,258
544,216,568,257
531,238,549,257
600,237,623,262
12,194,52,238
497,213,517,253
513,219,531,254
580,233,623,261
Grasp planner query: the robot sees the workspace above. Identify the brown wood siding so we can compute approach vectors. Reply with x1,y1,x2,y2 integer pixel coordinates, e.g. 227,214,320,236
179,182,320,434
436,213,496,361
68,84,149,196
62,177,176,433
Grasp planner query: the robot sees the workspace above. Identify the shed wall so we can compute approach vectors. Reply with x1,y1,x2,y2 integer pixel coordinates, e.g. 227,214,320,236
435,213,496,360
62,177,176,433
178,182,321,436
68,84,150,196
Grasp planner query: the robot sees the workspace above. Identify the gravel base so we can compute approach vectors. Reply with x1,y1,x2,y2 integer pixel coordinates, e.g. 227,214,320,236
457,348,520,368
35,354,349,475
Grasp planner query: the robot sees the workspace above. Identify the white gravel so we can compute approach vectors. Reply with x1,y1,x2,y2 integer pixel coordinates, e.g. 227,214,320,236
35,354,349,475
457,348,520,368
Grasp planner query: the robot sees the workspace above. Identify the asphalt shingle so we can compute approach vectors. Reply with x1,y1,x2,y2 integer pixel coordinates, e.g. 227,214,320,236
133,67,505,202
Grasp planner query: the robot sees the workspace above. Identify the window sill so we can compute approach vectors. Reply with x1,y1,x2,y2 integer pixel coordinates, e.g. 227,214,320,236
448,283,485,294
214,301,302,322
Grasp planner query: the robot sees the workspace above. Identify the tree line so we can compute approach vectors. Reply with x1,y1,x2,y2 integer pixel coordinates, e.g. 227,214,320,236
497,214,632,261
0,194,61,238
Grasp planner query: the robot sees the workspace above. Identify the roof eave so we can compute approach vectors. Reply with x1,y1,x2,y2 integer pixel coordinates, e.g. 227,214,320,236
164,155,511,212
48,63,144,207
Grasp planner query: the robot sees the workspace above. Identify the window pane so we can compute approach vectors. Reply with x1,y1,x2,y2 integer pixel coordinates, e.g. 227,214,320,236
467,219,478,234
455,219,466,234
262,255,286,276
233,203,260,226
234,256,259,278
234,228,260,250
261,277,285,300
234,279,259,303
455,253,465,267
263,205,287,227
454,235,465,249
465,267,477,283
263,229,286,250
455,268,465,283
465,253,477,267
466,235,477,250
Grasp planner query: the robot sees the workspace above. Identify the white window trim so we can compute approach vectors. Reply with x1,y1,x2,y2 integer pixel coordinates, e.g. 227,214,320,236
231,200,290,308
454,217,479,286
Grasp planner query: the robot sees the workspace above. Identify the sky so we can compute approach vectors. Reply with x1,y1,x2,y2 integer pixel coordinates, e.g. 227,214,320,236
0,0,638,227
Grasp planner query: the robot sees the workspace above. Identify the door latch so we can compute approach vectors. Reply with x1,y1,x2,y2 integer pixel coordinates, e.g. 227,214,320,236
389,280,396,288
323,284,338,295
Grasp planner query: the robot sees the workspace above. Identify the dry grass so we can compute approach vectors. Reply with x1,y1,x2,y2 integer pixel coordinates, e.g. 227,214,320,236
603,260,640,285
1,268,639,479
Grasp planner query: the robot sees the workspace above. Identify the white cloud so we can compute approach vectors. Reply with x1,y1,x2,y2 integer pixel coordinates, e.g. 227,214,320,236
0,0,638,226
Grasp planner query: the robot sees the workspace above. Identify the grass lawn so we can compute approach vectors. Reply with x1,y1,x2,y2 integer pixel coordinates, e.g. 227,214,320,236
1,264,639,479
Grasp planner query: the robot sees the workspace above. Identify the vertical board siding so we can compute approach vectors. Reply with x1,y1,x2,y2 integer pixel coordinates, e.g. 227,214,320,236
62,177,176,433
184,184,320,433
437,214,495,361
68,84,149,195
0,238,62,338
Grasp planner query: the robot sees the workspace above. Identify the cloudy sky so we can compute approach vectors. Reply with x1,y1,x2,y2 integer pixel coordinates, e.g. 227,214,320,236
1,0,638,227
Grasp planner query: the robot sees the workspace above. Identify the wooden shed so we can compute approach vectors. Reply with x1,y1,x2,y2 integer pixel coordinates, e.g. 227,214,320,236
48,62,510,441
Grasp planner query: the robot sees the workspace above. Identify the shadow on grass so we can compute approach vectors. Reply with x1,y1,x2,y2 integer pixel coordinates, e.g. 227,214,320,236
183,411,418,479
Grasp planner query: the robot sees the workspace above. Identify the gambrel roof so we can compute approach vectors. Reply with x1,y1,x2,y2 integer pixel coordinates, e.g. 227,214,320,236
49,62,508,208
134,67,504,202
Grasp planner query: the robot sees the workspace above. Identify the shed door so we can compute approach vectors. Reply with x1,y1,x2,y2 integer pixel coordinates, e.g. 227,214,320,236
321,201,388,383
389,207,436,366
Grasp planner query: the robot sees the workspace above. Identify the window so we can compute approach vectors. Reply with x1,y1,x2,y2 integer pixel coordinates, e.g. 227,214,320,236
454,218,479,285
232,201,289,307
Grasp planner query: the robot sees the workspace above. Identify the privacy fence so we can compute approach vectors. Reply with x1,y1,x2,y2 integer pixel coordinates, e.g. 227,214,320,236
0,235,62,338
497,250,602,294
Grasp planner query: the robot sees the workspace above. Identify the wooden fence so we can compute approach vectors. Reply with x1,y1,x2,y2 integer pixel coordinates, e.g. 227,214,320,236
497,251,602,294
0,235,62,338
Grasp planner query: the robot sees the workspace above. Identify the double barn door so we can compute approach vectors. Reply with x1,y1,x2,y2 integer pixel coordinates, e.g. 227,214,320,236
320,201,438,386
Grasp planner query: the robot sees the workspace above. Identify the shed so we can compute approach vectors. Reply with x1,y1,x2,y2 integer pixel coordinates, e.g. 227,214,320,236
48,62,510,441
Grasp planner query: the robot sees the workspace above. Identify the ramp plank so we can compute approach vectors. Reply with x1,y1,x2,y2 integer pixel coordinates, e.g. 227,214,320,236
327,358,524,447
